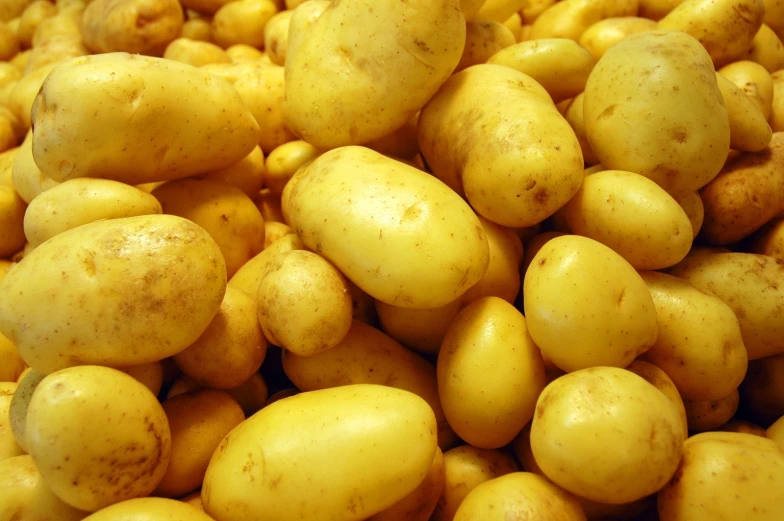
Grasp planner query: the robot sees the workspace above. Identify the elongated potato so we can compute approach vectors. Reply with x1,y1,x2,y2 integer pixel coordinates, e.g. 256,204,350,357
744,24,784,72
716,73,773,152
31,53,261,184
0,215,226,373
285,146,489,309
579,17,658,61
202,385,438,521
163,37,230,67
473,0,528,22
529,0,639,41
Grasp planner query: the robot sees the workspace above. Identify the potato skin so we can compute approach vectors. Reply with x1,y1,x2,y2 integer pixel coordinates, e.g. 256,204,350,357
368,448,445,521
0,215,226,374
83,497,215,521
715,73,773,152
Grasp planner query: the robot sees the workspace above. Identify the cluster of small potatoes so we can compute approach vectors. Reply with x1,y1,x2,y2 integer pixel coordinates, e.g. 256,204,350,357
0,0,784,520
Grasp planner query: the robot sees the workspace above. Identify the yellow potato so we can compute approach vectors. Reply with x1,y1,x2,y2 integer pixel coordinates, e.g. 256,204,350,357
0,21,20,61
768,415,784,447
224,43,265,62
11,131,59,204
627,360,689,439
81,0,183,55
256,188,285,222
432,445,520,521
365,114,421,161
212,0,277,49
32,11,84,47
263,221,292,248
0,62,21,89
264,9,291,66
639,0,686,19
174,286,267,390
716,73,773,152
579,17,658,61
531,367,685,504
8,368,43,452
584,31,730,196
750,218,784,260
718,60,774,120
658,432,784,521
163,37,230,67
674,191,705,238
520,231,566,279
717,419,767,436
488,38,594,102
83,497,214,521
16,1,57,49
518,0,558,23
420,65,583,227
24,34,89,74
203,145,265,197
9,48,30,70
375,299,461,355
0,1,29,23
529,0,639,41
744,24,784,72
460,216,522,304
773,71,784,131
264,140,320,197
454,472,587,521
284,0,465,148
438,297,546,449
0,331,24,383
286,147,489,308
473,0,527,22
455,20,516,72
7,61,56,129
564,170,693,270
121,361,164,397
155,390,245,498
228,232,305,298
180,490,204,510
282,320,455,448
0,183,25,258
0,215,226,373
560,94,599,166
503,12,523,39
202,385,438,521
0,455,89,521
669,252,784,360
226,371,268,416
26,366,171,511
285,0,328,58
181,17,213,42
524,235,658,372
739,353,784,425
32,53,261,184
0,388,24,460
182,0,234,15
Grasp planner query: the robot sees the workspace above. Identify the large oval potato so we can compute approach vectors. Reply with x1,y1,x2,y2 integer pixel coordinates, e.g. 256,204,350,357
83,497,215,521
584,31,730,196
0,215,226,373
202,385,437,521
285,146,489,309
31,53,261,184
284,0,465,148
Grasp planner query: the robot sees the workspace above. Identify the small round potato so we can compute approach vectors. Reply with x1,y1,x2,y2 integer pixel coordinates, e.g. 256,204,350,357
212,0,277,49
718,60,774,120
263,221,293,248
455,19,516,72
182,0,234,16
460,216,523,304
375,299,462,355
26,366,171,512
82,497,215,520
579,17,658,61
264,9,292,66
181,17,213,42
224,43,266,62
163,37,230,66
683,390,741,432
263,140,320,196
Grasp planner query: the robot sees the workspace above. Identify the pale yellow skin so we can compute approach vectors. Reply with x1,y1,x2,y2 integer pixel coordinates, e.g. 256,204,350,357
454,472,587,521
8,368,43,453
669,252,784,360
121,362,163,397
684,389,740,431
202,385,438,521
503,12,522,40
163,38,230,67
0,62,21,89
286,147,489,309
719,60,774,120
264,9,291,66
431,445,520,521
7,61,56,129
9,49,30,71
80,0,184,55
751,218,784,260
263,140,320,196
263,221,292,248
0,455,88,521
627,359,689,440
699,133,784,245
211,0,277,49
24,178,163,248
739,353,784,425
562,94,599,165
438,297,546,449
455,20,516,72
155,390,245,498
0,331,24,383
658,0,765,67
0,22,20,62
375,299,461,355
520,231,566,285
368,447,445,521
460,216,523,304
180,490,205,511
519,0,558,24
0,391,25,460
529,0,639,40
17,1,57,49
584,31,730,196
659,432,784,521
579,17,658,61
203,145,265,197
83,498,215,521
285,1,328,62
182,0,234,15
641,272,748,401
420,65,583,228
181,18,213,42
473,0,528,22
24,34,90,75
763,0,784,34
523,235,658,372
174,286,266,390
744,24,784,72
767,415,784,447
0,184,25,258
773,71,784,132
11,131,59,204
26,366,171,512
228,232,305,298
716,73,772,152
488,38,595,102
282,320,456,448
531,367,685,504
675,191,705,238
565,170,693,270
0,215,227,373
32,53,261,184
224,43,266,62
284,0,465,149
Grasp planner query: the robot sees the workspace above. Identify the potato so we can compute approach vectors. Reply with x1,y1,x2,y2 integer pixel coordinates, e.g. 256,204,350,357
224,43,265,62
460,216,522,304
163,38,230,67
26,366,171,511
669,252,784,360
365,114,421,162
226,371,268,416
285,0,328,57
174,286,266,390
773,71,784,131
744,24,784,72
529,0,639,41
0,455,89,521
23,178,163,248
684,390,741,431
0,215,226,373
203,145,265,197
454,472,587,521
264,9,291,66
658,432,784,521
579,17,658,61
455,20,516,72
121,362,163,397
0,183,25,258
432,445,520,521
228,232,305,298
11,131,58,204
523,235,658,372
375,299,461,355
368,447,444,521
768,415,784,446
32,53,261,184
0,62,21,89
0,331,24,383
438,297,546,449
0,22,20,61
473,0,528,22
282,320,455,448
716,73,773,152
181,17,213,42
182,0,234,16
674,191,705,238
488,39,594,103
31,11,83,47
718,60,774,120
180,491,204,510
717,419,767,436
83,497,215,521
531,367,685,504
751,218,784,260
24,34,89,74
8,368,42,452
263,221,292,248
626,359,689,439
0,1,29,23
560,94,599,166
639,0,686,19
155,390,244,498
264,140,320,197
740,353,784,424
7,61,56,129
212,0,277,49
584,31,730,196
202,385,438,521
286,147,489,309
420,65,583,228
0,388,24,461
17,1,57,49
284,0,465,149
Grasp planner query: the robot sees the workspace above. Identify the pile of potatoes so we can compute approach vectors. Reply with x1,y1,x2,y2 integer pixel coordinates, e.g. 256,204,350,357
1,0,784,520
